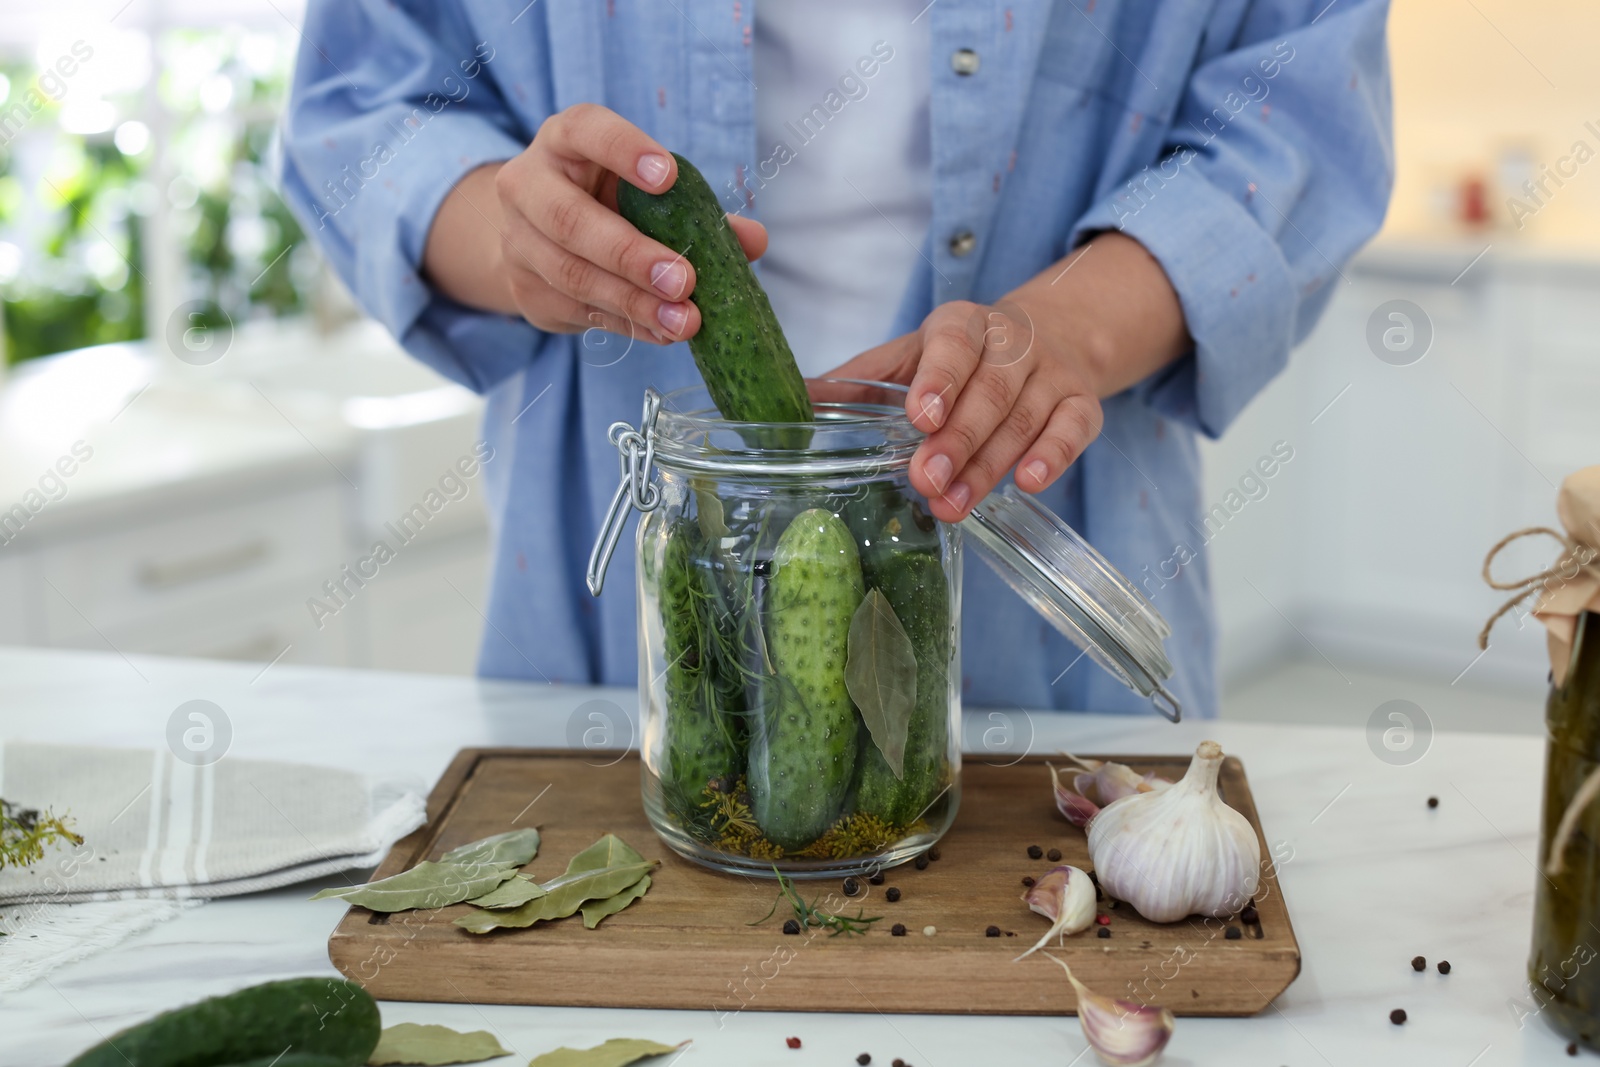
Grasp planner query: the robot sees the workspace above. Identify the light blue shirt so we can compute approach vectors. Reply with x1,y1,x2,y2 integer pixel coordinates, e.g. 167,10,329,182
279,0,1393,718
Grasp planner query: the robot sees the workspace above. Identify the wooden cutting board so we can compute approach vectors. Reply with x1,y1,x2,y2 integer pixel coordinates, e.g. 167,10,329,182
328,749,1299,1016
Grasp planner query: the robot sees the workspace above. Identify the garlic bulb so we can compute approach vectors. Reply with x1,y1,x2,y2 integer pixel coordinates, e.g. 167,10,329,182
1015,864,1097,960
1086,740,1260,923
1044,954,1175,1067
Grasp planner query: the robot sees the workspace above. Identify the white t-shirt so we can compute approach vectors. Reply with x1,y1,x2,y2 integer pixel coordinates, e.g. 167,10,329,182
752,3,932,377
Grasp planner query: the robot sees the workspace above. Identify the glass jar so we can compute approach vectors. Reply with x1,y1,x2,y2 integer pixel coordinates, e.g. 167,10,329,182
589,379,1180,878
1531,610,1600,1047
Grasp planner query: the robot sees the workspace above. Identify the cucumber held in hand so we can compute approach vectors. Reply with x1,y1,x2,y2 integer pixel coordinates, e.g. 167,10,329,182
749,508,865,849
616,153,813,444
65,977,380,1067
659,518,743,816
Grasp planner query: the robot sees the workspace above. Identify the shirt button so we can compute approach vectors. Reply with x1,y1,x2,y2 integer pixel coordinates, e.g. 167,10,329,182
951,49,980,76
949,230,977,258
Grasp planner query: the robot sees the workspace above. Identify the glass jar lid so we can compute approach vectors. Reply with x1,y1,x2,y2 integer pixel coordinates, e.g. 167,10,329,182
962,485,1182,721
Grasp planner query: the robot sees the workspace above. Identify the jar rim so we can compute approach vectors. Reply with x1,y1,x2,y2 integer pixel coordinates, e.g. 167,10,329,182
650,378,924,476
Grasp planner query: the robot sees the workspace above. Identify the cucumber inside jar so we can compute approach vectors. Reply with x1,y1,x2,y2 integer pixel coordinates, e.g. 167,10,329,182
653,480,954,861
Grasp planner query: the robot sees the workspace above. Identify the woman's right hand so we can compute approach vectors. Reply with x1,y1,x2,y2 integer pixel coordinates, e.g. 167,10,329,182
425,103,767,344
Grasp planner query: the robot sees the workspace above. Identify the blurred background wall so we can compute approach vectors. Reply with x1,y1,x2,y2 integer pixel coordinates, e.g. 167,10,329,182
0,0,1592,730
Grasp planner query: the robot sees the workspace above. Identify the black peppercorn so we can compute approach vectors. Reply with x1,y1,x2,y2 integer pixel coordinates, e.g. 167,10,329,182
886,887,902,903
1437,960,1451,975
1224,926,1241,940
985,925,1001,937
1241,903,1259,925
914,854,929,870
891,923,906,937
868,871,885,886
1427,796,1439,809
1027,845,1043,859
857,1056,871,1066
893,1060,906,1067
754,559,772,577
1046,848,1061,862
1390,1008,1407,1025
843,877,861,897
1097,927,1111,939
1021,876,1035,887
783,919,800,935
1568,1042,1579,1056
928,847,942,861
1411,955,1426,972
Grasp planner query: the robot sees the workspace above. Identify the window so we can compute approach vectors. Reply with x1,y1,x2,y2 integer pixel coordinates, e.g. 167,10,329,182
0,2,316,366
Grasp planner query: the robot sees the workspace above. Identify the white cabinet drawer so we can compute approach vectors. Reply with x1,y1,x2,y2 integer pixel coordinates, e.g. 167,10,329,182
39,483,345,641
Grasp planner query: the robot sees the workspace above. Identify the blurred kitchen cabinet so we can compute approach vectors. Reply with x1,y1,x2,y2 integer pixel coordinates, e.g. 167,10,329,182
0,553,32,644
350,531,490,675
1207,241,1599,689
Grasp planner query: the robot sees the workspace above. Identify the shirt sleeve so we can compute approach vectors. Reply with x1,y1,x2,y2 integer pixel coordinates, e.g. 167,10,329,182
277,0,547,393
1068,0,1394,438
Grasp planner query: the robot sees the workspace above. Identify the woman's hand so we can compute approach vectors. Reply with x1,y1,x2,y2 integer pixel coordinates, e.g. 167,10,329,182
828,232,1189,523
423,103,767,343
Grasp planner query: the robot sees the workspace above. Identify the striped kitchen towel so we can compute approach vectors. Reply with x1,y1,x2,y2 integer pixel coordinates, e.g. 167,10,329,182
0,741,425,991
0,741,426,904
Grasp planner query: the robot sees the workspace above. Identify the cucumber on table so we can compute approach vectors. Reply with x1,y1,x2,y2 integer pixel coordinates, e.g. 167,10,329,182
617,153,813,445
658,518,743,815
64,977,380,1067
748,508,865,849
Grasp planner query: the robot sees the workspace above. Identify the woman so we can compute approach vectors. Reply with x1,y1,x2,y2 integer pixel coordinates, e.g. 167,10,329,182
280,1,1392,717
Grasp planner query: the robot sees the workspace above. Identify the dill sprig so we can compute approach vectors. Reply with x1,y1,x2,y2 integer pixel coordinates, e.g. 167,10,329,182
1,799,83,871
749,865,883,937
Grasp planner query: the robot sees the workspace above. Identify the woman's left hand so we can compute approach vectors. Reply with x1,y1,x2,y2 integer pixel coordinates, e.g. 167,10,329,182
828,296,1105,524
826,231,1190,524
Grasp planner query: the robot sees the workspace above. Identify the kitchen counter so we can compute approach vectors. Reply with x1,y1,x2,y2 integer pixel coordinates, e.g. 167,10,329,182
0,647,1570,1066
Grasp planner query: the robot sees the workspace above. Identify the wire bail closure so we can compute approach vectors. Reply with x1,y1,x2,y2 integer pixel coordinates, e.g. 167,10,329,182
586,389,663,596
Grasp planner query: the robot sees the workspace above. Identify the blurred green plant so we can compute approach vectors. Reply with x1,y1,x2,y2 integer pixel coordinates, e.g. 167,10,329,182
1,30,309,367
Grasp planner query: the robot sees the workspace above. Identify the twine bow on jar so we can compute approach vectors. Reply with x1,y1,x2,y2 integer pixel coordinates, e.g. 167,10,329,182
1478,466,1600,687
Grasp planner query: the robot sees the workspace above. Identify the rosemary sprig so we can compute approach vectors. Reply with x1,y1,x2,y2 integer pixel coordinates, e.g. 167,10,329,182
748,865,882,937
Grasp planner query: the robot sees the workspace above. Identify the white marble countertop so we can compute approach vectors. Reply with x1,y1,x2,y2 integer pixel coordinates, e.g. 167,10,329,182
0,647,1573,1066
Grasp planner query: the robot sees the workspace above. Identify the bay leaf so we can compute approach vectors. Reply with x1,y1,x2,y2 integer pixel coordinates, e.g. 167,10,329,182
579,873,651,929
454,860,655,933
466,874,547,909
527,1038,687,1067
441,828,540,867
367,1023,510,1066
311,861,517,912
844,587,919,779
692,480,728,544
456,833,655,934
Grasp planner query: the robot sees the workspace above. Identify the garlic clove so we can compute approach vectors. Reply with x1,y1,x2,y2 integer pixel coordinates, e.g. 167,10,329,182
1015,864,1097,960
1044,953,1175,1067
1086,740,1262,924
1080,761,1150,804
1048,762,1101,828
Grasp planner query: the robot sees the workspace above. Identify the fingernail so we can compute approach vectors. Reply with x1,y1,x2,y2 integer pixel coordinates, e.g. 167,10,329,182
924,453,953,493
657,302,689,335
650,259,688,299
917,391,945,428
1022,459,1049,487
945,482,972,512
636,153,671,188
